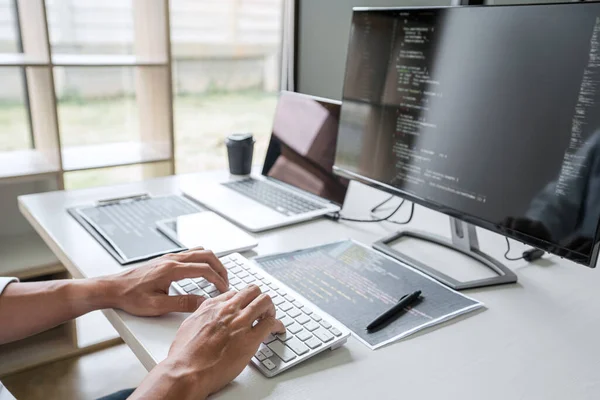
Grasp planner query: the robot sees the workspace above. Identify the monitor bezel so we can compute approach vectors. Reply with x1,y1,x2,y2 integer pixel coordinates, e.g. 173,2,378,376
334,4,600,268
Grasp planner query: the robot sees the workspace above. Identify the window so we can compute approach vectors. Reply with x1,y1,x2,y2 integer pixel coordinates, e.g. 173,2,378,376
0,0,31,152
170,0,284,173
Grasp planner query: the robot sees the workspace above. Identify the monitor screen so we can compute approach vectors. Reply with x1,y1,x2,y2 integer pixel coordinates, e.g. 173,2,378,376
334,3,600,266
263,91,349,205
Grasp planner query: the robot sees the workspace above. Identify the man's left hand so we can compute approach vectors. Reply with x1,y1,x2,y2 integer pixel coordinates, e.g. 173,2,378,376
95,249,229,317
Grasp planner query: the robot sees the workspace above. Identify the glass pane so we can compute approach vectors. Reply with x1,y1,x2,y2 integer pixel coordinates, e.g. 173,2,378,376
0,67,31,151
64,162,171,190
54,66,139,147
170,0,283,173
0,0,18,53
46,0,134,55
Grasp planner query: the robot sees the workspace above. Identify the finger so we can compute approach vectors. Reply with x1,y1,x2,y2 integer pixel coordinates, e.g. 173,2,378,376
230,284,262,309
174,250,228,285
154,295,206,314
170,263,228,293
211,289,238,303
252,317,286,341
238,293,276,325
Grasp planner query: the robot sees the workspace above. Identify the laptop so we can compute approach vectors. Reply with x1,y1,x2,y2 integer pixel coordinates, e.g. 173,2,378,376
182,91,349,232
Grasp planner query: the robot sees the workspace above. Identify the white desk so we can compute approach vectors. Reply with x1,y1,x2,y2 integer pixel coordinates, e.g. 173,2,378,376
19,170,600,400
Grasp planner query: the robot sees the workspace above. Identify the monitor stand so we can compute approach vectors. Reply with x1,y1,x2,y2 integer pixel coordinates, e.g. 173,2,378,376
372,218,518,290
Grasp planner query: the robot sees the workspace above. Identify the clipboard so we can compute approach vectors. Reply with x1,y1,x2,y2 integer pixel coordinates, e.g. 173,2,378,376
68,194,204,265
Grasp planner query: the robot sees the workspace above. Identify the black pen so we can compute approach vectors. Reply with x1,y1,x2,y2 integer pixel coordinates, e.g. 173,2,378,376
366,290,422,332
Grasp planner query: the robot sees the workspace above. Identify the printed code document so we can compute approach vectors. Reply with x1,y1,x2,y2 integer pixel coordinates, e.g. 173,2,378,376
254,240,484,349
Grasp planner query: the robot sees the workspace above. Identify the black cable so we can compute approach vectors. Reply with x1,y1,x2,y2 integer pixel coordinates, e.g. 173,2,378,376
504,237,525,261
370,195,396,213
385,202,415,225
336,200,404,223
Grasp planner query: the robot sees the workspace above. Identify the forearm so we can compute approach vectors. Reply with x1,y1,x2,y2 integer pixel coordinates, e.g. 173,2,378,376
130,358,209,400
0,278,114,344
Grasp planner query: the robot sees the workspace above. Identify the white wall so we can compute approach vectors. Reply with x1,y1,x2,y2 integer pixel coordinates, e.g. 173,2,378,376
296,0,452,100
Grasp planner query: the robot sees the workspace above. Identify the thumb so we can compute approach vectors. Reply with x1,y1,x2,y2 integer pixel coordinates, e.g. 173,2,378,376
156,295,206,314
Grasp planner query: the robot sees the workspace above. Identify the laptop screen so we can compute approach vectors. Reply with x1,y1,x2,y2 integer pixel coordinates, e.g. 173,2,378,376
262,91,349,205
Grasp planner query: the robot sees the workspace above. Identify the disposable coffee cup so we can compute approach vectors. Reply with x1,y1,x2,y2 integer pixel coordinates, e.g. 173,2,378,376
225,133,255,175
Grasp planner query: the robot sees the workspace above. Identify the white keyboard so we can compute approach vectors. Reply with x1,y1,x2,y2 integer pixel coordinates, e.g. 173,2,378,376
173,253,351,377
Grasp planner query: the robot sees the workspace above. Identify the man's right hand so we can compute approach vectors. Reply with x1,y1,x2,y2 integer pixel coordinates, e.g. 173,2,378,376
130,284,286,400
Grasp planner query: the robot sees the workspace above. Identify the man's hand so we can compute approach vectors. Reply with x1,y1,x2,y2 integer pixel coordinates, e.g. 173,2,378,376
97,249,229,317
130,285,286,400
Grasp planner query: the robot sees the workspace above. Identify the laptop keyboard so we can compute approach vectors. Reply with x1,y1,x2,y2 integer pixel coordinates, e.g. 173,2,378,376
173,253,350,377
222,178,326,216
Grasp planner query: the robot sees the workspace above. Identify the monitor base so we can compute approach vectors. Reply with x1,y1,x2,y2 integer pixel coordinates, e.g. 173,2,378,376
373,218,518,290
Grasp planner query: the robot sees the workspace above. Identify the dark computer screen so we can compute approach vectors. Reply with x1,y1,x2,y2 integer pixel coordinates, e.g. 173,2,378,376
334,4,600,266
263,91,349,205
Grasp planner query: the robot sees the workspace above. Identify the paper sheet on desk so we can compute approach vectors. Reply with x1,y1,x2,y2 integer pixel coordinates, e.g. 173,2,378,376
254,240,484,349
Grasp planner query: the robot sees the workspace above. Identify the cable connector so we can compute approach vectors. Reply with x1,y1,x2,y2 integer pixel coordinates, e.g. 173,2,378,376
324,212,341,221
523,248,544,262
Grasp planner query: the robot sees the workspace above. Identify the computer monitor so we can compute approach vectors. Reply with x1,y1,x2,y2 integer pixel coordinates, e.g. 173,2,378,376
334,3,600,289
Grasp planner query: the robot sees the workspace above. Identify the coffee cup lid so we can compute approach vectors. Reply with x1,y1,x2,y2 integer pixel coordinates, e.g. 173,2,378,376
226,133,254,145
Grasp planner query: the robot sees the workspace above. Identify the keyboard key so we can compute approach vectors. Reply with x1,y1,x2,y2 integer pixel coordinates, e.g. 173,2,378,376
269,283,279,291
330,327,342,337
296,330,312,342
229,277,241,286
287,323,303,334
190,288,204,296
302,308,313,315
295,314,311,325
311,313,322,322
262,359,276,371
284,294,295,302
314,328,334,343
304,320,320,332
243,276,256,284
272,296,285,306
287,307,302,318
305,337,323,349
177,279,193,287
268,341,297,363
286,337,310,356
263,334,277,344
279,316,294,327
204,284,217,293
320,320,332,329
277,289,287,297
182,285,199,293
292,300,304,309
276,332,293,342
275,309,286,319
255,351,266,361
261,346,274,358
280,302,293,312
230,266,243,274
237,271,249,279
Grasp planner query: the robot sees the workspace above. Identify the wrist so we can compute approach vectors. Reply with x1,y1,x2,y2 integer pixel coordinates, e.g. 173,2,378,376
135,356,210,400
68,278,117,312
